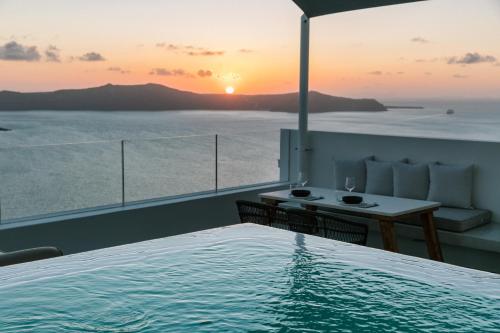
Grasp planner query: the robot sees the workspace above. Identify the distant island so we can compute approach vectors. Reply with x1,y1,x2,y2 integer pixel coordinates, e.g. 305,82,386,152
0,83,386,113
385,105,424,110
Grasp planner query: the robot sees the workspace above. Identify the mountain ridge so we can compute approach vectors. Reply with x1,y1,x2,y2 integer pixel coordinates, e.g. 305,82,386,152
0,83,387,112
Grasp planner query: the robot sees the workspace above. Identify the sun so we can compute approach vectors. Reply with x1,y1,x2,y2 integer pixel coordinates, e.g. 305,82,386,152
225,86,235,94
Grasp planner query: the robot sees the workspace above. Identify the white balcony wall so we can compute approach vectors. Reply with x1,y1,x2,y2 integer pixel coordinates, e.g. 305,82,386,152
285,129,500,223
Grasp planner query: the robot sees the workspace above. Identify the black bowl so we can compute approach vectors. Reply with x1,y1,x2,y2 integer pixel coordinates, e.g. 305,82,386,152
342,195,363,205
291,189,311,197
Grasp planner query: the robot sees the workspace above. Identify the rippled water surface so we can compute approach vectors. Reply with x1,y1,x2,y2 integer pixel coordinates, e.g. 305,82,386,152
1,224,499,332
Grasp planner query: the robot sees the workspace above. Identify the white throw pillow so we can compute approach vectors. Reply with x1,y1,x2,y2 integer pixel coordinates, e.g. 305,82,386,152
427,163,474,209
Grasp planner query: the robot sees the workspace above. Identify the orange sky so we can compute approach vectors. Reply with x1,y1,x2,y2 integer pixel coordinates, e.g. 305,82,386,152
0,0,499,99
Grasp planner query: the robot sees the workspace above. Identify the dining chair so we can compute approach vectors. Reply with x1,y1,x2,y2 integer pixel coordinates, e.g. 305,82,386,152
287,209,368,245
236,200,289,230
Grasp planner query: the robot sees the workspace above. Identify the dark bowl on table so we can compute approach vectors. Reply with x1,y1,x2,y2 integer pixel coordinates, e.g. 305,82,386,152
291,189,311,198
342,195,363,205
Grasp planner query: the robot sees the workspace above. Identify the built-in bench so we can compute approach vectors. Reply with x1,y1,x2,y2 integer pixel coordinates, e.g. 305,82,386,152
331,155,492,233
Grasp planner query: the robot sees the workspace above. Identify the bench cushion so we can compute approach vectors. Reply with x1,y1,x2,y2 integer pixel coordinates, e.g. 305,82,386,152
427,163,473,209
365,160,394,196
393,162,429,200
402,207,491,232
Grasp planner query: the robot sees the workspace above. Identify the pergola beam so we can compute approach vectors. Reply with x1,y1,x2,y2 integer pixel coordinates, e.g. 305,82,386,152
291,0,427,18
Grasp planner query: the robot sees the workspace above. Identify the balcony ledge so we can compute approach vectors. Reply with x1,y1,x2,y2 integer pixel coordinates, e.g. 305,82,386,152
0,182,289,232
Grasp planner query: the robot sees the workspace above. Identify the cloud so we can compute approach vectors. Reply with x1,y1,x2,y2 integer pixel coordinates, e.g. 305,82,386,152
425,72,432,76
79,52,106,62
411,37,429,44
149,68,195,78
156,43,182,50
368,70,383,75
0,41,40,61
156,43,225,56
45,45,61,62
197,69,212,78
453,74,468,79
187,50,224,56
167,44,182,51
239,48,254,53
185,45,204,51
108,66,130,74
414,57,440,64
216,72,241,81
447,52,496,65
397,71,405,75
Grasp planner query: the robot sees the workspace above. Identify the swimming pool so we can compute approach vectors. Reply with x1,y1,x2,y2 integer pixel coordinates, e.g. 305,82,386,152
1,224,499,332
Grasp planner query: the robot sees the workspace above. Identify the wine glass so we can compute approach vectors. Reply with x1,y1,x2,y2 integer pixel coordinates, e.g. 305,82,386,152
298,172,308,187
345,177,356,193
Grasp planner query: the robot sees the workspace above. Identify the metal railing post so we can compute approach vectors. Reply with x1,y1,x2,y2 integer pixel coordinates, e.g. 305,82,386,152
121,140,125,206
288,129,292,182
215,134,218,193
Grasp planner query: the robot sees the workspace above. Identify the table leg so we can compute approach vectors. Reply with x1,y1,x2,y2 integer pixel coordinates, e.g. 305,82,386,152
421,212,444,262
378,219,399,253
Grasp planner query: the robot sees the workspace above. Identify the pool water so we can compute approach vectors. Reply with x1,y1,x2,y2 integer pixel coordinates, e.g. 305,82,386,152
0,224,499,332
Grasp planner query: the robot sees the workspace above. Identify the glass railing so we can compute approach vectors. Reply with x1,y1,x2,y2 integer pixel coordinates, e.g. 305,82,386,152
0,131,286,223
124,135,216,203
0,141,123,221
217,131,281,190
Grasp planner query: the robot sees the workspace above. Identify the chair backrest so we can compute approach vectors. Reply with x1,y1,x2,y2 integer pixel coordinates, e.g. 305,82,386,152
284,209,319,235
235,200,289,229
316,211,368,245
236,200,273,226
287,209,368,245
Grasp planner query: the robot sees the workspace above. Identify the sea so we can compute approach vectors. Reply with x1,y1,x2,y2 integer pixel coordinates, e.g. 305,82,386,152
0,99,499,221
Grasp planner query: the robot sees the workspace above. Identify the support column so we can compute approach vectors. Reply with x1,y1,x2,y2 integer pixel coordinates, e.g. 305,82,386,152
298,14,310,183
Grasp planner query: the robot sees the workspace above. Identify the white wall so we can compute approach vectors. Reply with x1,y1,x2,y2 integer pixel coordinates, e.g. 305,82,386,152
285,129,500,223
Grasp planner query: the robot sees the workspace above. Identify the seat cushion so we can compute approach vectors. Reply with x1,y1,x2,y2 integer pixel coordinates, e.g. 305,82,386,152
401,207,491,232
365,160,394,196
427,163,473,209
333,157,373,193
393,162,429,200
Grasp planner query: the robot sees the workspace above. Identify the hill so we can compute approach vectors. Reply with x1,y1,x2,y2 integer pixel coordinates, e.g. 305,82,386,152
0,83,386,112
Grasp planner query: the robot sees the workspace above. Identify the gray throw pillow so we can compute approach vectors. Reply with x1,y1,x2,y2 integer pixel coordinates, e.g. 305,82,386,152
393,162,429,200
334,157,372,192
427,163,474,209
365,160,395,196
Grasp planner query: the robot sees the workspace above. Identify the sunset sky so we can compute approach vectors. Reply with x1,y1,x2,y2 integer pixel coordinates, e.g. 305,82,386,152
1,0,500,99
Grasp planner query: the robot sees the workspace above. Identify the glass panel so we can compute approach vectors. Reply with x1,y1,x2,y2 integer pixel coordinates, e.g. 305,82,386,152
0,142,122,222
218,131,281,189
124,135,215,202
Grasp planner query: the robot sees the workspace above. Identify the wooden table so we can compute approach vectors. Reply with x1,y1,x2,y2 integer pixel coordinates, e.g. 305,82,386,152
259,187,443,261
